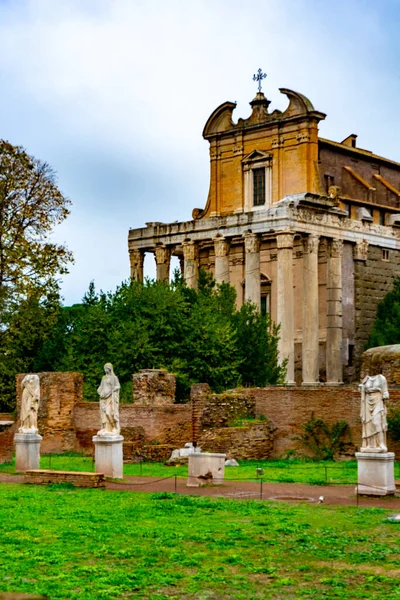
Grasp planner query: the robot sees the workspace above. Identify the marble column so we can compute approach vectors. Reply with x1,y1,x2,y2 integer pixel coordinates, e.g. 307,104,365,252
155,245,171,282
129,248,144,282
302,235,320,385
213,236,230,284
276,232,295,385
243,232,260,310
182,241,199,289
326,238,343,385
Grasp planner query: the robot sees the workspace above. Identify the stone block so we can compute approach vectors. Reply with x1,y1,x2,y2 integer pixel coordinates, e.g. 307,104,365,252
187,452,226,487
355,451,396,496
93,435,124,479
14,433,42,472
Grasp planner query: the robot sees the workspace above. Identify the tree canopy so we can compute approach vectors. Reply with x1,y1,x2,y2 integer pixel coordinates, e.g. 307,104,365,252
368,277,400,348
32,272,285,405
0,140,73,411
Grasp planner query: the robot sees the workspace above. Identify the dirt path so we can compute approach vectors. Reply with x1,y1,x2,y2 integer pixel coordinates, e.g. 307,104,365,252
2,472,400,509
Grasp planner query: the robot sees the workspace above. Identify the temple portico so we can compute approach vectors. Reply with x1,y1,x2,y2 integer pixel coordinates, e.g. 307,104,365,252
128,193,400,385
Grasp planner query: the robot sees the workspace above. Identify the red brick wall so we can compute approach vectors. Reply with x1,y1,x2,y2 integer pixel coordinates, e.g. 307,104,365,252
245,386,400,458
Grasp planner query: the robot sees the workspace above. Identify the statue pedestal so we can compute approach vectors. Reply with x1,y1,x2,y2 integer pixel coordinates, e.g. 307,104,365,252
355,451,396,496
187,452,226,487
14,433,42,472
93,435,124,479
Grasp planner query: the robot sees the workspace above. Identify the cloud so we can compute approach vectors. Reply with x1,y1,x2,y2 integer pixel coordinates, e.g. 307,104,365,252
0,0,399,303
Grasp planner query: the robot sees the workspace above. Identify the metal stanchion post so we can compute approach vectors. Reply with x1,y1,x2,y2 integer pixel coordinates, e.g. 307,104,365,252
140,459,143,476
324,465,327,484
260,479,263,500
49,454,51,469
174,474,177,493
356,484,359,507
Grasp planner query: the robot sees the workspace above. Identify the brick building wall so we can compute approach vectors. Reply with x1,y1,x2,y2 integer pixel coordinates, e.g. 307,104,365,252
354,246,400,374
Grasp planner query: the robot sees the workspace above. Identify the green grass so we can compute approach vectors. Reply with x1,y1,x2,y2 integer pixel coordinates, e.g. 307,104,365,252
1,484,400,599
1,455,400,485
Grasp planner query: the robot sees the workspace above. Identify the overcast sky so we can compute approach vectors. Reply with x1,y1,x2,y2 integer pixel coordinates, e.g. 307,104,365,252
0,0,399,305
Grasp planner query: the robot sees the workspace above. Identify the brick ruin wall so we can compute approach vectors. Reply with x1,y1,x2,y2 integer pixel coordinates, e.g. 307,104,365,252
8,356,400,462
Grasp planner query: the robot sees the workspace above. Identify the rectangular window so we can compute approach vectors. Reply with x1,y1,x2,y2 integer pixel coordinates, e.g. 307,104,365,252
253,168,265,206
383,249,389,261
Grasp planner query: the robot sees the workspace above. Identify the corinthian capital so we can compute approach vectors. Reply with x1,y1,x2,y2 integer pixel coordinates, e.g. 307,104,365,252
155,245,171,265
303,234,319,255
329,238,343,258
213,236,229,258
182,240,198,261
353,239,368,261
243,232,260,254
276,231,294,250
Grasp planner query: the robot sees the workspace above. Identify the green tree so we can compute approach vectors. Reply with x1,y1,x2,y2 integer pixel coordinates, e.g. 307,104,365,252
0,140,73,410
368,277,400,348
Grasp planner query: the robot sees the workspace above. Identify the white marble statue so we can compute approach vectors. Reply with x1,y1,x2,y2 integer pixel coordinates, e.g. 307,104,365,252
19,374,40,434
360,374,389,452
97,363,120,437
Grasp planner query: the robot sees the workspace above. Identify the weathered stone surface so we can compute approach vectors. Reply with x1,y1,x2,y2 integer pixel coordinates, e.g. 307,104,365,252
132,369,176,406
356,452,396,496
361,345,400,385
25,469,105,488
14,433,42,472
93,435,124,479
187,452,226,487
199,422,275,460
200,392,255,429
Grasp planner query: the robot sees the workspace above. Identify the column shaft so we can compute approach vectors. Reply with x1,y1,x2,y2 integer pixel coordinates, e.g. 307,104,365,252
302,235,320,385
182,241,199,289
243,233,260,309
214,236,230,284
277,232,295,385
326,238,343,384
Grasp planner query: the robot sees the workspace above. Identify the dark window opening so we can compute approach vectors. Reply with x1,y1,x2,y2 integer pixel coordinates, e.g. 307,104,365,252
324,174,335,194
348,344,354,367
380,211,385,226
253,168,265,206
383,248,389,261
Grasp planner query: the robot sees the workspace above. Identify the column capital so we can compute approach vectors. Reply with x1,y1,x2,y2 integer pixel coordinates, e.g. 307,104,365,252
129,248,144,267
303,234,319,255
213,236,229,257
276,231,294,250
182,240,198,261
243,232,260,254
329,238,344,258
353,239,368,261
154,245,171,265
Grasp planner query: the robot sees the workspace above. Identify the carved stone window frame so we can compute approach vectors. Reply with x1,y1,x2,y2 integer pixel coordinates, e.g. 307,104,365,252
242,151,272,212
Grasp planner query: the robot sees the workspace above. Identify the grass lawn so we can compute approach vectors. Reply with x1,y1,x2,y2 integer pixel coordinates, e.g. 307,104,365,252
2,455,400,485
1,484,400,599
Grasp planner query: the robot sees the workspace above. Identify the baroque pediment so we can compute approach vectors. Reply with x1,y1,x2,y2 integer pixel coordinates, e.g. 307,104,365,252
242,150,272,164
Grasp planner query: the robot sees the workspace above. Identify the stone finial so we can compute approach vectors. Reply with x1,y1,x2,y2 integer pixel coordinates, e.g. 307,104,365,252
243,232,260,254
154,245,171,265
353,239,368,262
213,236,229,257
182,240,198,261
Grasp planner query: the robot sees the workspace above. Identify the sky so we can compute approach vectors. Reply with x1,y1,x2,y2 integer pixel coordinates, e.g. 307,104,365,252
0,0,399,305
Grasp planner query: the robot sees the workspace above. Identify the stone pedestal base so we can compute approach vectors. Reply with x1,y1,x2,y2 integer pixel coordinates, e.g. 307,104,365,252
355,451,396,496
187,452,226,487
93,435,124,479
14,433,42,472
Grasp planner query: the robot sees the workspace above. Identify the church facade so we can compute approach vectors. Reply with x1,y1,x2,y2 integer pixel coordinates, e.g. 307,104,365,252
128,81,400,385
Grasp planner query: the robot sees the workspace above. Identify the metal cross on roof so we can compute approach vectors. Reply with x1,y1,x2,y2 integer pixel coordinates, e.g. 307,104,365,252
253,68,267,93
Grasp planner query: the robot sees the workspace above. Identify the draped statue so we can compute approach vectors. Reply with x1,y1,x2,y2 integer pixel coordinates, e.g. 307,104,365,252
359,374,389,452
97,363,120,437
19,374,40,434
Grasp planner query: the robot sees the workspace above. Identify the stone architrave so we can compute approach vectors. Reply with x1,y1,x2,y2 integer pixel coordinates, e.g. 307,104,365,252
243,232,260,309
213,236,230,283
326,238,343,385
276,231,295,385
14,374,42,472
182,241,199,289
93,363,124,479
129,248,144,281
187,452,226,487
302,235,320,385
154,245,171,282
356,374,395,495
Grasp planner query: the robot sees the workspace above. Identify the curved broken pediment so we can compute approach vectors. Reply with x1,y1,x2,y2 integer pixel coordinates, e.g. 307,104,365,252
202,101,237,138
